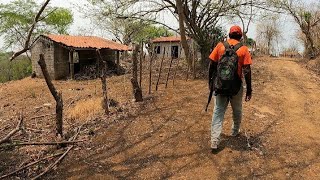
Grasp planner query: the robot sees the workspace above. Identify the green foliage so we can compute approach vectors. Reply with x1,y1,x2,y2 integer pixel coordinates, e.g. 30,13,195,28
0,0,73,48
0,52,32,83
303,12,312,23
43,8,73,34
246,38,256,47
134,25,174,43
84,0,173,44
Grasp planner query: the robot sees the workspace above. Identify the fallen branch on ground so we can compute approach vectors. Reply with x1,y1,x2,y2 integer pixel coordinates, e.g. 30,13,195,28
31,125,83,180
0,140,83,148
25,127,45,133
0,114,24,145
0,152,64,179
29,113,55,120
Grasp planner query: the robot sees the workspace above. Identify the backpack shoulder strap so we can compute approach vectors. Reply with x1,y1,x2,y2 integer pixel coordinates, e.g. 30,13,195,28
233,42,243,52
222,41,231,50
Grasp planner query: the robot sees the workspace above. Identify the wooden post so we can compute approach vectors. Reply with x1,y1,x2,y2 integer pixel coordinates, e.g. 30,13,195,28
139,42,143,87
131,44,143,102
69,50,74,80
96,49,109,115
192,44,196,79
156,47,166,91
116,50,120,75
38,54,63,137
172,57,180,86
148,51,154,94
173,47,182,86
165,56,174,88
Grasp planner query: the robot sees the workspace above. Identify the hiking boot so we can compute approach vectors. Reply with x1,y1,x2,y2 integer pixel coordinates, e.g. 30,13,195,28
231,129,240,137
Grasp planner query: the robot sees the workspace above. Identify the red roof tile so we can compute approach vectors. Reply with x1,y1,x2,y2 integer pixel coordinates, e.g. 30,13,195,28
151,36,191,43
43,35,129,51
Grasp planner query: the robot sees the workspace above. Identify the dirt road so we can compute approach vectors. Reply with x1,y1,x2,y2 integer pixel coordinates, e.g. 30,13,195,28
48,57,320,179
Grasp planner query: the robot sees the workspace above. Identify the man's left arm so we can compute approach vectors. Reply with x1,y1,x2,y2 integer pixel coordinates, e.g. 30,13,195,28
243,65,252,102
243,47,253,102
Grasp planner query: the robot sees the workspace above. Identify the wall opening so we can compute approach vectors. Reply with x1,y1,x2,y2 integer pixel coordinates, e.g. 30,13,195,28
171,46,179,59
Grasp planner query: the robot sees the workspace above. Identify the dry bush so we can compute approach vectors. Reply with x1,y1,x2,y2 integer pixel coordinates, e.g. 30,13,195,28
66,97,103,122
306,58,320,74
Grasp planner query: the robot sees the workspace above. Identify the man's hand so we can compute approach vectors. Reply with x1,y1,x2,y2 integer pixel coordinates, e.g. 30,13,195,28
245,91,252,102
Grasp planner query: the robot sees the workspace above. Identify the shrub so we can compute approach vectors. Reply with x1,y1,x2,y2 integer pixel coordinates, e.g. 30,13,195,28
0,52,32,83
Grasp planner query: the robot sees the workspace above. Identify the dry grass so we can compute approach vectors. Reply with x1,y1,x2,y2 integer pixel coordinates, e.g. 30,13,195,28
66,97,103,122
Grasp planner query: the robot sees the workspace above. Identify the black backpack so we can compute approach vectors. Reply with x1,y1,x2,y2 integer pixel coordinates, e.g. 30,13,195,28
214,41,243,96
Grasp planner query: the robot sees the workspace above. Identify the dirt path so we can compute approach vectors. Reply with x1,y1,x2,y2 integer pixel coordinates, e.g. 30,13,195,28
49,57,319,179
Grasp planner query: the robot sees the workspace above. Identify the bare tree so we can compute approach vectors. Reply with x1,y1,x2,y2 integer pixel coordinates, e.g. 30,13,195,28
270,0,320,58
84,0,272,69
256,14,281,55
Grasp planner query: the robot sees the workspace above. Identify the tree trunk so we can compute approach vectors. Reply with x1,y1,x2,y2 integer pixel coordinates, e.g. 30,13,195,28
38,54,63,137
304,31,317,59
199,43,211,70
176,0,192,68
139,42,143,87
131,45,143,102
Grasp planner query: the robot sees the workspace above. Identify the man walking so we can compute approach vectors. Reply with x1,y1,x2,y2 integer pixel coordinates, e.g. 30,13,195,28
208,25,252,151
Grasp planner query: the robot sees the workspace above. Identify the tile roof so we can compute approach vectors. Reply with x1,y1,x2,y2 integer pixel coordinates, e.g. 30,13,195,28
43,34,129,51
151,36,191,43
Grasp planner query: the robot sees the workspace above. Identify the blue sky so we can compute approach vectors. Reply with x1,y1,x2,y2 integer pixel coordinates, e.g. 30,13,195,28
0,0,317,52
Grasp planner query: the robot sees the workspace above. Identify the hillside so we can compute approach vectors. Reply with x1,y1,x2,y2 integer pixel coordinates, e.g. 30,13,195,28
1,56,320,179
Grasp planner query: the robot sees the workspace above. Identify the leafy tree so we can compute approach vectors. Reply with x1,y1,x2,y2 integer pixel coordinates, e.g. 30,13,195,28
135,25,174,43
0,0,73,49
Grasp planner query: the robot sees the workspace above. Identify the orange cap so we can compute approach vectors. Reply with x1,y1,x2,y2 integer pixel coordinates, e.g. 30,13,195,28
229,25,242,35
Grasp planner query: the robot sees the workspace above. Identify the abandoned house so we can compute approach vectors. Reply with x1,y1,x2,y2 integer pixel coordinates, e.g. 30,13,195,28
151,36,197,59
31,34,129,80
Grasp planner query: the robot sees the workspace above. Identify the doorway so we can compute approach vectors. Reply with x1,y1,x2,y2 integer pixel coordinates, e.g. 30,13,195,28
171,46,179,59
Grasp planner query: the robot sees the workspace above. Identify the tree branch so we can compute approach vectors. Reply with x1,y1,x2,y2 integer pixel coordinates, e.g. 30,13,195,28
10,0,51,61
0,114,24,145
